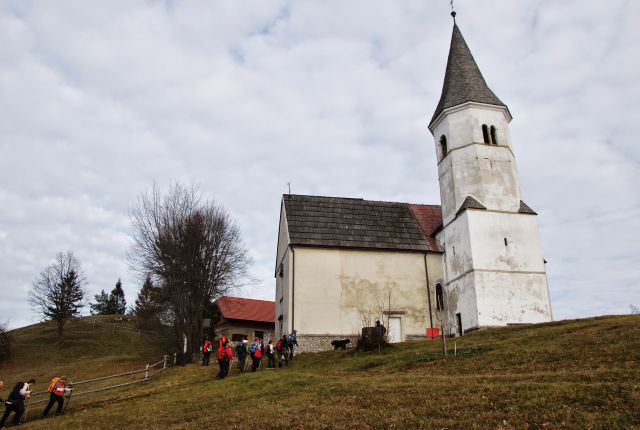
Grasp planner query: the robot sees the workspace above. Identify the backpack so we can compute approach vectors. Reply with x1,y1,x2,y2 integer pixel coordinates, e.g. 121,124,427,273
276,340,282,351
47,378,60,393
216,347,226,360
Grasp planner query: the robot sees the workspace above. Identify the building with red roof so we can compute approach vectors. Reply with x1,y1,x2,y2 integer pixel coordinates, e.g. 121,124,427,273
211,296,275,343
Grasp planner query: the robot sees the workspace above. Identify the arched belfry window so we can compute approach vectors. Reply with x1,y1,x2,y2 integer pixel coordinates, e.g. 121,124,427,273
482,124,490,144
490,126,498,145
439,135,448,159
435,284,445,311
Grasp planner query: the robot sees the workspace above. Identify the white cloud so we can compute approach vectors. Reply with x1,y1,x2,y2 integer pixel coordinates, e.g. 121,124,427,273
0,0,639,329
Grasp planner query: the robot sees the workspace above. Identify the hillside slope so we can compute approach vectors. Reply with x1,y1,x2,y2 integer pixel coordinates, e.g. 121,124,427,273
3,315,640,429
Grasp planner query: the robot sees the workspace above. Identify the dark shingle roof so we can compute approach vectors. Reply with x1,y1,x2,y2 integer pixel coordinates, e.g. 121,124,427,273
429,24,507,126
456,196,487,216
518,200,537,215
283,195,442,252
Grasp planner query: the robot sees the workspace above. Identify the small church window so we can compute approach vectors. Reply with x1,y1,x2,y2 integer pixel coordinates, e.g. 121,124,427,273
482,124,490,144
490,126,498,145
504,237,508,246
435,284,445,311
440,135,448,158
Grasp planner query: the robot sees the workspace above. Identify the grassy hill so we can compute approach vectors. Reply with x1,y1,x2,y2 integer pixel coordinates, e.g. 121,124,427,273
1,315,639,429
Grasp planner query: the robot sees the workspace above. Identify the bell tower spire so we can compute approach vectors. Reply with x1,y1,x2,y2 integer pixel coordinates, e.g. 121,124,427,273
430,22,508,127
429,20,552,333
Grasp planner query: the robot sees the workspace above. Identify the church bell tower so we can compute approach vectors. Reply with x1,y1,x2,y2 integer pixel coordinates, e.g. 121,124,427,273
429,19,553,332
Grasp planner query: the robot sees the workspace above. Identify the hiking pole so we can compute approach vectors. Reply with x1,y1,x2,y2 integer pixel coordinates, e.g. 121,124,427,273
23,397,31,422
62,387,74,414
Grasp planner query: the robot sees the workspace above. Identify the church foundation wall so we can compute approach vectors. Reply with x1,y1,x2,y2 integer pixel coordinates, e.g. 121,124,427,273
295,334,359,354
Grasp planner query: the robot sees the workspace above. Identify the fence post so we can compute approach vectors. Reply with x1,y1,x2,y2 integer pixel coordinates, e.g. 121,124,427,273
138,330,141,337
144,364,149,381
163,354,167,369
113,324,116,333
173,353,177,365
93,319,96,327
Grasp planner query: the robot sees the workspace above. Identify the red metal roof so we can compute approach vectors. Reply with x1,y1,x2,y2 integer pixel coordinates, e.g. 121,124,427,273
214,296,275,324
408,204,443,252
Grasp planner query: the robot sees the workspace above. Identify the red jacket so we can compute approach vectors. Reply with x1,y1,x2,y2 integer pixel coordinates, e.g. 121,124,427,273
254,346,262,359
203,340,212,352
216,346,226,360
218,335,227,349
225,346,233,359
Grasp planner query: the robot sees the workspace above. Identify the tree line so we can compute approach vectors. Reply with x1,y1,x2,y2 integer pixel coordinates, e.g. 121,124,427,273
28,183,249,363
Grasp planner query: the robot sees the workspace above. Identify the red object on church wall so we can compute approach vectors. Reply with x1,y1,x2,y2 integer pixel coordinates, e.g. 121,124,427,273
426,328,440,339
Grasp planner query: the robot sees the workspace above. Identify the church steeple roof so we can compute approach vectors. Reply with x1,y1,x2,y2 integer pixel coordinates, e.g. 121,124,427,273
429,23,508,126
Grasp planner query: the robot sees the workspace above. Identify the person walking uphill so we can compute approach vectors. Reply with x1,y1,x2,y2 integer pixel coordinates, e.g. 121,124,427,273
250,338,262,372
287,330,298,360
43,376,70,417
223,341,233,378
216,341,228,380
0,382,26,427
277,335,288,368
236,339,247,373
202,336,213,366
267,340,276,369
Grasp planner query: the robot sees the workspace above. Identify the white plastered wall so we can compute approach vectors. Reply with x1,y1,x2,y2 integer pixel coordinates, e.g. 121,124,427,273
467,210,552,324
291,248,442,338
432,103,519,224
274,202,291,339
474,271,552,326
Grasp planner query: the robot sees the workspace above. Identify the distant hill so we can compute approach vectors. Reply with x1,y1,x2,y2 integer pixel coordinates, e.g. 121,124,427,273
3,315,639,429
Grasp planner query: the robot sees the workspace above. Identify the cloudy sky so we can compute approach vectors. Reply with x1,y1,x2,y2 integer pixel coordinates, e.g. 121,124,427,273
1,1,639,329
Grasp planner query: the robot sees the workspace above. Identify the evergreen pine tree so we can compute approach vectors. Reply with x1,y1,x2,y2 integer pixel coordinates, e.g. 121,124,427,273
134,274,160,328
90,289,111,315
111,279,127,315
29,251,86,345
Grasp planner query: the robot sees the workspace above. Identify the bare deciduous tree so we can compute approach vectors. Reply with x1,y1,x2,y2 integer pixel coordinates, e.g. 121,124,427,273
29,251,86,346
356,287,396,351
434,304,449,356
128,183,250,363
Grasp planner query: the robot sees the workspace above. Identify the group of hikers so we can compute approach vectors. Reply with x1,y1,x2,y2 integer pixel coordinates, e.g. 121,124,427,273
0,331,299,426
0,376,72,427
201,330,298,380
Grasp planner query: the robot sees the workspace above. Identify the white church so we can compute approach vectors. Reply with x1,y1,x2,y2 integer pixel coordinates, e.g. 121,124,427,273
274,21,553,352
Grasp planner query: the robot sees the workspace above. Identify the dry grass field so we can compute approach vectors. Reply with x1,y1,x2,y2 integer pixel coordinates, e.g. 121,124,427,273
1,314,639,429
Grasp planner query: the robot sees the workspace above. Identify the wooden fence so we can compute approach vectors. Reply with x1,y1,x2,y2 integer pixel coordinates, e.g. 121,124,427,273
24,353,177,420
86,317,163,338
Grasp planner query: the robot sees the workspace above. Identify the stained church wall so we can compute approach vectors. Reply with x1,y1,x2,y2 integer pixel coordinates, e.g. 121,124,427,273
289,247,442,352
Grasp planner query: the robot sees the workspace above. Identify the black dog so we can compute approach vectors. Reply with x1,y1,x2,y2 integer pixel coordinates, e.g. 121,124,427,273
331,339,351,350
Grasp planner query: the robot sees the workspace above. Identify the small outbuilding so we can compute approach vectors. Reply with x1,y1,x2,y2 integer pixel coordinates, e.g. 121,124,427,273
212,296,275,343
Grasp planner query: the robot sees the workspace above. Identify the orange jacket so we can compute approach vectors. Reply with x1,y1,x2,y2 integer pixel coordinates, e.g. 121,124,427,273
48,378,65,396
